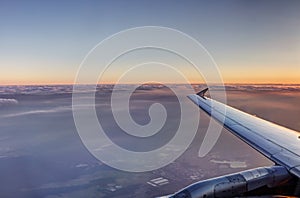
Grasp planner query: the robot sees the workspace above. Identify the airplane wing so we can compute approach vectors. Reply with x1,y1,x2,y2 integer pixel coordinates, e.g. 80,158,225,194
187,88,300,178
158,88,300,197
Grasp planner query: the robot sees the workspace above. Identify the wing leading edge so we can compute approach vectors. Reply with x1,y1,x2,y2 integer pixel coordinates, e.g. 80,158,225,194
188,89,300,178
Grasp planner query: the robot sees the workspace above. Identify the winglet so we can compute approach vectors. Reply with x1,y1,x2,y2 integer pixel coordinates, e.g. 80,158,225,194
196,88,209,98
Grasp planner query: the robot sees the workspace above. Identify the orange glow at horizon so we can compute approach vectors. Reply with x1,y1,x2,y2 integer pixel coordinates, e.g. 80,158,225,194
1,64,299,85
1,77,299,86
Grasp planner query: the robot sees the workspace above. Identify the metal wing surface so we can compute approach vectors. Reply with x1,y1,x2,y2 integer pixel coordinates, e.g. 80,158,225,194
188,89,300,178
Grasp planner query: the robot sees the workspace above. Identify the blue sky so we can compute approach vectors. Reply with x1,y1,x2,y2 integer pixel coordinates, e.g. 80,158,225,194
0,0,299,84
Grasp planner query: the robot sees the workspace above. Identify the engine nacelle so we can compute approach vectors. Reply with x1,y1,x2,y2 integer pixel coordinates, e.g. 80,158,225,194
166,166,292,198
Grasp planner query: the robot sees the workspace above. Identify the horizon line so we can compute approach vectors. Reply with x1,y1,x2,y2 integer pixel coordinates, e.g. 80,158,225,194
1,82,300,86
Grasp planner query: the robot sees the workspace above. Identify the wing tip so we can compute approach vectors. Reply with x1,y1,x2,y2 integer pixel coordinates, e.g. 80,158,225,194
196,88,209,98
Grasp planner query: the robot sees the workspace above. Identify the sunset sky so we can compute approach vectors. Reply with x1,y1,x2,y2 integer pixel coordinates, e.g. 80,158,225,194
0,0,299,85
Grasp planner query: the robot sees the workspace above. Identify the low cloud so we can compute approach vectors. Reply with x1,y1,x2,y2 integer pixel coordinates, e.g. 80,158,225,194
2,106,70,118
0,98,18,106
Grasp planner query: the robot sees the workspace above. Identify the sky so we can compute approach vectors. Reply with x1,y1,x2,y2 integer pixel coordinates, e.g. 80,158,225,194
0,0,299,85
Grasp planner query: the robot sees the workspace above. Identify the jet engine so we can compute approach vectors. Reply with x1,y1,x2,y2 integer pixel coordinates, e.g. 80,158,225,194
160,166,293,198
